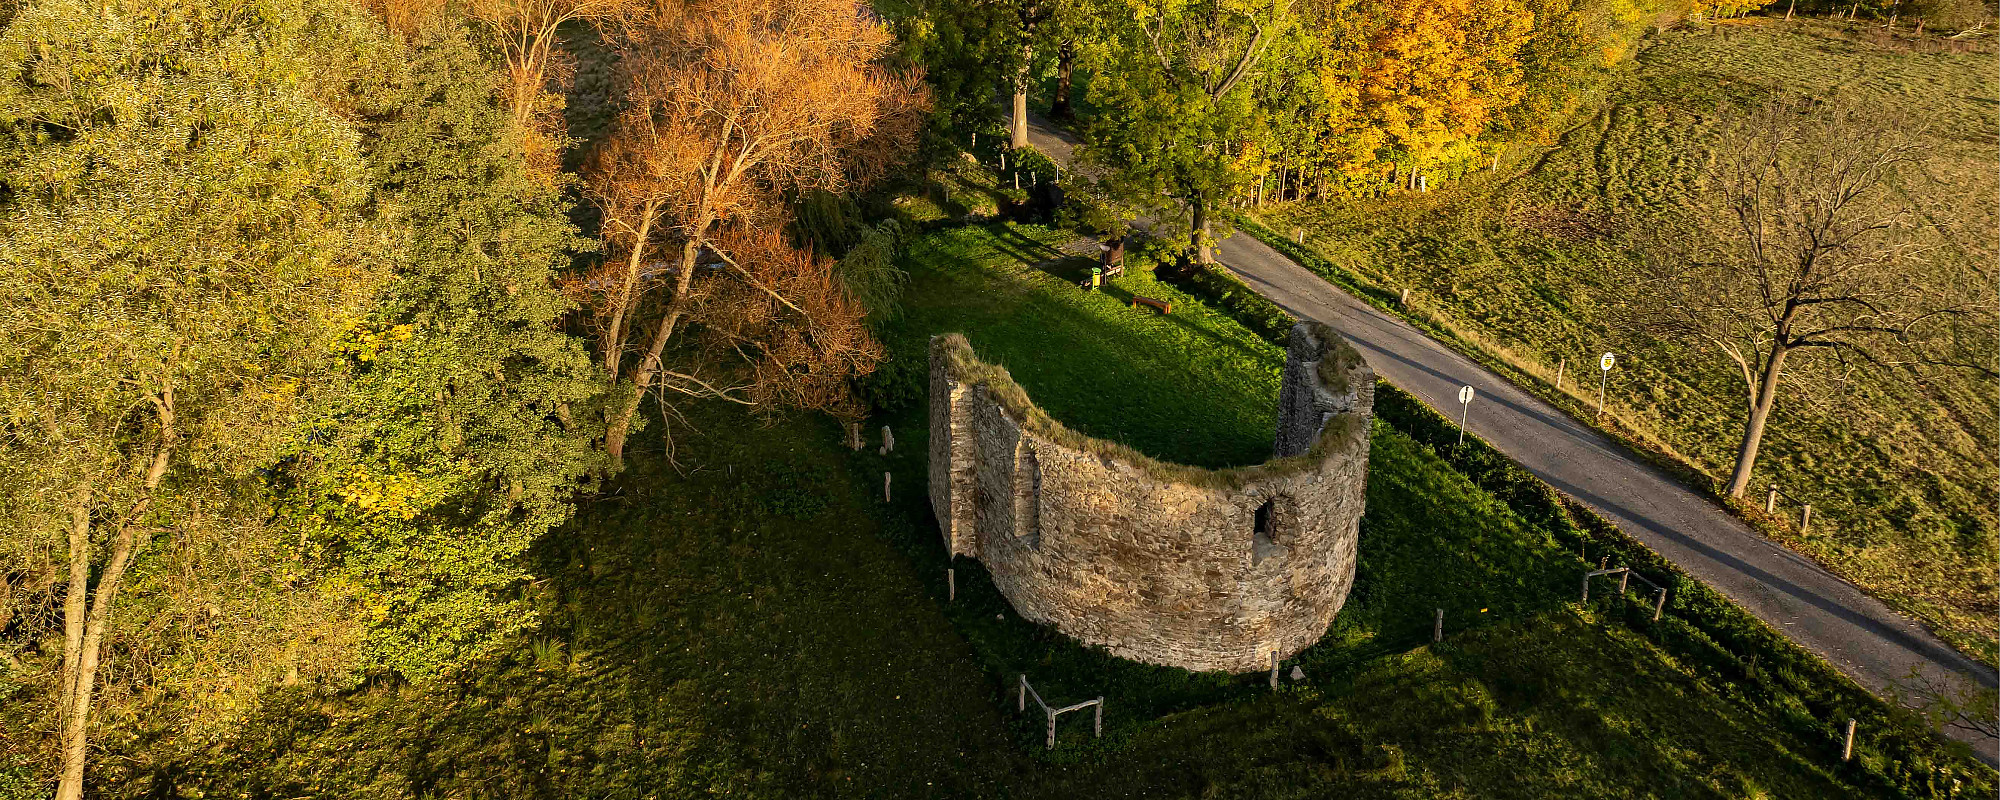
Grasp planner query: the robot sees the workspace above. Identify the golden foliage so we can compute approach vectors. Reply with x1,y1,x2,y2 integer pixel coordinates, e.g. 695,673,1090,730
1357,0,1534,165
699,227,886,417
357,0,450,38
579,0,928,464
466,0,639,172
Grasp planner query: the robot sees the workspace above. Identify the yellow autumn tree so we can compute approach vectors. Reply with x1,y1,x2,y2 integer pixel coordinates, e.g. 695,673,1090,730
1354,0,1533,180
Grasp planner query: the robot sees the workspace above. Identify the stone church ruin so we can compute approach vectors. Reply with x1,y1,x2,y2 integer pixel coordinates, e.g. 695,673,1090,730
927,322,1374,673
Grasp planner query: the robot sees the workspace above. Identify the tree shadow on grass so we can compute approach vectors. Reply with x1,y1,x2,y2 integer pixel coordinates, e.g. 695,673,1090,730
984,222,1069,265
151,412,1025,800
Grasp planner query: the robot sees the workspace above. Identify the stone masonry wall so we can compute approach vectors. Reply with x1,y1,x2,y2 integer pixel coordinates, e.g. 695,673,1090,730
928,324,1373,673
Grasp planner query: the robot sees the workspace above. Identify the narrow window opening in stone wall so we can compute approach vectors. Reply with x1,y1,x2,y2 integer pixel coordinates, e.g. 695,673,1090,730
1015,446,1041,550
1252,497,1291,565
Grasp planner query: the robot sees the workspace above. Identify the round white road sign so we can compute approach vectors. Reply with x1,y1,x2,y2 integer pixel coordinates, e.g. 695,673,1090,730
1600,352,1616,371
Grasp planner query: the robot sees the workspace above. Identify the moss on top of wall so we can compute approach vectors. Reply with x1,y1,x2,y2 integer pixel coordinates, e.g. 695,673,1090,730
933,332,1368,492
1297,320,1363,398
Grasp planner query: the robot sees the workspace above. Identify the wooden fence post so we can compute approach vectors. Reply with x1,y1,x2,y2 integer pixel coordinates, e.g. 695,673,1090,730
1801,504,1813,533
1095,698,1104,737
948,568,955,602
883,472,891,502
1618,569,1630,593
1268,651,1278,690
1434,608,1444,642
1767,486,1779,514
1843,718,1857,761
1047,713,1056,749
1581,573,1591,603
1653,588,1668,621
1018,674,1026,712
880,425,894,455
1555,358,1566,390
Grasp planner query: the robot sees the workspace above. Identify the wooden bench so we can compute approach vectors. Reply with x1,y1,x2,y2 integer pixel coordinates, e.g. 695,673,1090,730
1129,296,1171,314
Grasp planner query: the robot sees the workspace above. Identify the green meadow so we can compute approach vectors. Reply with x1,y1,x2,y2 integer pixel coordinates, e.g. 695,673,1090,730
134,223,1987,799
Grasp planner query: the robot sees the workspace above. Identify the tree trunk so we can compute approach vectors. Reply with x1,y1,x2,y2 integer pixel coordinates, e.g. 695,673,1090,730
1052,40,1074,120
57,520,140,800
1010,48,1030,150
57,484,89,760
1725,345,1789,497
603,204,659,383
1191,196,1213,265
604,236,704,471
602,382,642,472
57,394,170,800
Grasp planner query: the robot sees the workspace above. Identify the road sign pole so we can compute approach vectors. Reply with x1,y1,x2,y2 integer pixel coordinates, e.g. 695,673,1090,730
1597,371,1607,420
1596,353,1615,421
1456,386,1475,445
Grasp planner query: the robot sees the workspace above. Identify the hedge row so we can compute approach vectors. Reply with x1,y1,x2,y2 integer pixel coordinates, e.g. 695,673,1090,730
1161,263,1296,345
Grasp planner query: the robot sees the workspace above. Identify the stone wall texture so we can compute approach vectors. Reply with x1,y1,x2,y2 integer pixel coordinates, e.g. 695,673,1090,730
927,323,1374,673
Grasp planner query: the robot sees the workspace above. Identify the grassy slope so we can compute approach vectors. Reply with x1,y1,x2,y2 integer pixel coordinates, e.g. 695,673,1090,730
139,224,1973,799
1258,18,1999,663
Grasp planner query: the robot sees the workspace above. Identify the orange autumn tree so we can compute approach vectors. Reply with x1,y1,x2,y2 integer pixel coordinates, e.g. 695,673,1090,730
581,0,926,468
468,0,638,169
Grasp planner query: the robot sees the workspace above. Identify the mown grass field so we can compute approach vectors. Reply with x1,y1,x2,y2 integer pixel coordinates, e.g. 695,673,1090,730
1257,17,1999,664
121,223,1988,799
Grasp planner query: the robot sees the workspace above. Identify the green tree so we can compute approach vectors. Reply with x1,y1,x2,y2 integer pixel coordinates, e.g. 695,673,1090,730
1081,0,1293,263
877,0,1013,133
0,0,394,795
274,17,606,681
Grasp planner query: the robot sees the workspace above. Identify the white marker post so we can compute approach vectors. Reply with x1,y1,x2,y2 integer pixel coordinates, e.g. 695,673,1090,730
1457,385,1475,445
1596,352,1615,421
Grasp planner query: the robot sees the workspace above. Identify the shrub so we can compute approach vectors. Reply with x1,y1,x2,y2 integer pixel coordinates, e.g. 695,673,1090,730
1163,264,1299,345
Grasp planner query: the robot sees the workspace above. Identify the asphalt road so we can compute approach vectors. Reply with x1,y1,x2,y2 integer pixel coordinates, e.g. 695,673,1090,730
1017,110,1998,760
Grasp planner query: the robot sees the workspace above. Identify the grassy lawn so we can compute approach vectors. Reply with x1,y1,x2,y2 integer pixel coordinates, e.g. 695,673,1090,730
873,222,1284,469
134,223,1984,799
1257,18,1999,664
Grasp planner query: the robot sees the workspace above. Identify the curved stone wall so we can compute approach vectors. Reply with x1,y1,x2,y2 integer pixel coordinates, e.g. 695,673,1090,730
927,322,1373,673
